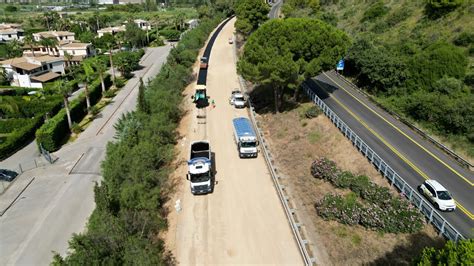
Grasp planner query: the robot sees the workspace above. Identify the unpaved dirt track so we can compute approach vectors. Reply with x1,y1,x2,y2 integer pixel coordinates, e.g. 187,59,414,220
171,18,303,265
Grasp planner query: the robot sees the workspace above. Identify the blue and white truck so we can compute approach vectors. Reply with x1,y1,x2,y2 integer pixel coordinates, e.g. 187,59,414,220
187,141,213,194
232,117,258,158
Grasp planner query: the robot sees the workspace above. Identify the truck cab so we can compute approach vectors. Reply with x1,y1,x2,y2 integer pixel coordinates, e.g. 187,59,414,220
187,141,213,194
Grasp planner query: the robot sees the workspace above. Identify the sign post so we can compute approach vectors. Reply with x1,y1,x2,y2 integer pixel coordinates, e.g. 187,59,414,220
336,59,345,73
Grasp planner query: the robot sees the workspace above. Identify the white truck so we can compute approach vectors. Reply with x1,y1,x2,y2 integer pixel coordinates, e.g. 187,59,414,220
187,141,213,194
232,117,258,158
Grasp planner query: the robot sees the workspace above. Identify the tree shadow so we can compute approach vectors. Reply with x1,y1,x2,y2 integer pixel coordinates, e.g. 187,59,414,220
368,231,445,265
249,84,312,114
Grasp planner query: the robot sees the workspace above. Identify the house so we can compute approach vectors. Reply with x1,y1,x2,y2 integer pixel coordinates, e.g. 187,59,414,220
98,0,119,4
33,31,75,43
97,25,126,38
186,19,199,30
133,19,151,30
0,56,65,88
58,42,96,66
0,23,24,42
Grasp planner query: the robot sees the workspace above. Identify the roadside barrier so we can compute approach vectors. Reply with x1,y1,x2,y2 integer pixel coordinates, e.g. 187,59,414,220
301,82,465,242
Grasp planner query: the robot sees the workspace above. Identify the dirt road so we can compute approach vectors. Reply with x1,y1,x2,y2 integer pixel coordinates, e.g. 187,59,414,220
168,18,303,265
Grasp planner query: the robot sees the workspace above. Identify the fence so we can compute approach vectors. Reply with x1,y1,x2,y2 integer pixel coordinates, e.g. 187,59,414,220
301,82,465,242
331,70,473,171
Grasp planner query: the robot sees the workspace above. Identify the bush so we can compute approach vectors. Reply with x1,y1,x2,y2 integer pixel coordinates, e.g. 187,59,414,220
305,105,322,118
115,77,126,88
362,1,389,22
0,116,43,160
454,32,474,47
312,158,425,233
414,239,474,265
71,122,82,134
311,157,340,182
159,29,181,41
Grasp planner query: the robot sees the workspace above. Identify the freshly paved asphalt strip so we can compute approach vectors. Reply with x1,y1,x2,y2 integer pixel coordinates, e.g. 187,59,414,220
305,71,474,238
0,46,171,265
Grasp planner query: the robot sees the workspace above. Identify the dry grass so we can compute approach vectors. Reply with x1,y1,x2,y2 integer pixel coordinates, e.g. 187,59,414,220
256,102,445,265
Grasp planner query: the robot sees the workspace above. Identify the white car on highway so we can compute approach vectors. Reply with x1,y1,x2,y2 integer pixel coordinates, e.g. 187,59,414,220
418,180,456,212
229,90,246,108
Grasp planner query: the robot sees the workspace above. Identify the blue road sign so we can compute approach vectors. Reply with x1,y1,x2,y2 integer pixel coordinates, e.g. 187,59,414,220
336,59,344,71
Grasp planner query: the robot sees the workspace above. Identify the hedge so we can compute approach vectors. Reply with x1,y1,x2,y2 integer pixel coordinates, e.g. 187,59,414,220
0,118,37,134
0,116,43,160
36,75,112,151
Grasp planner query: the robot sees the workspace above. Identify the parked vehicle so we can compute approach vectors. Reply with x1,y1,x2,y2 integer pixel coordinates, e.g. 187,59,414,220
200,57,208,69
187,141,213,194
228,37,233,44
418,180,456,211
232,117,258,158
0,169,18,182
229,90,246,108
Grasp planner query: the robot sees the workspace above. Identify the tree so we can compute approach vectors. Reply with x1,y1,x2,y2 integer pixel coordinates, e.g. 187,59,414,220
238,18,350,112
114,51,141,78
64,51,73,73
235,0,270,36
124,22,147,48
5,5,18,12
5,40,23,58
87,57,107,93
43,11,60,30
54,80,73,130
81,61,95,112
414,239,473,265
23,34,37,57
137,78,149,114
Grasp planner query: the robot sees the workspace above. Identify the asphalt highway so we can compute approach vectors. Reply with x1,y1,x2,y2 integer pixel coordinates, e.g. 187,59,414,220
305,71,474,238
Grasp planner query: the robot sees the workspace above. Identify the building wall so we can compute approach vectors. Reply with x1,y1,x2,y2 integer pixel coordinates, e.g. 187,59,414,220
13,73,43,89
0,32,24,42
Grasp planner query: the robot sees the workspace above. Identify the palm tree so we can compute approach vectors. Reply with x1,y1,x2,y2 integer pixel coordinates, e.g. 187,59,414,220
54,80,73,130
91,57,107,93
106,37,117,84
23,34,36,57
63,51,73,72
81,61,96,112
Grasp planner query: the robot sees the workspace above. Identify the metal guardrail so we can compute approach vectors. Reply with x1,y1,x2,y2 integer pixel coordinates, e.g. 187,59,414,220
301,82,465,242
232,35,315,265
331,70,473,171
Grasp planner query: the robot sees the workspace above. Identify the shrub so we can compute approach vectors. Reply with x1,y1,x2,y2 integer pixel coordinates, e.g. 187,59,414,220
0,116,43,159
159,29,181,41
414,239,474,265
362,1,389,22
305,105,322,118
312,158,424,233
311,157,340,182
71,123,82,134
115,77,126,88
454,32,474,47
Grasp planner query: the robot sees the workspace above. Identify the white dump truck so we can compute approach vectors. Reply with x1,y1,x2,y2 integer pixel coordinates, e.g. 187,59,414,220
187,141,213,194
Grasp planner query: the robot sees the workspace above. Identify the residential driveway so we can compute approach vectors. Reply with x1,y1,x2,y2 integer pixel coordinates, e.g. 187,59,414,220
167,18,303,264
0,45,171,266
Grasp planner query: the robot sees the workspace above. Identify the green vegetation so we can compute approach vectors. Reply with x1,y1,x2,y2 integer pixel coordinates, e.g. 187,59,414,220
53,11,225,264
282,0,320,18
234,0,269,36
36,75,112,152
311,157,424,234
238,18,349,112
0,93,62,159
414,239,473,265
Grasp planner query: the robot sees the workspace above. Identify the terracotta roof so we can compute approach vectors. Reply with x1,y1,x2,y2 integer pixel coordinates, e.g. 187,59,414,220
11,62,41,71
35,31,75,37
97,26,126,33
30,72,61,82
0,29,23,34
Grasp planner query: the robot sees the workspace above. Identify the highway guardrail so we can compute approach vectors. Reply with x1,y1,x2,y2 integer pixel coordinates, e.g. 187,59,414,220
301,82,465,242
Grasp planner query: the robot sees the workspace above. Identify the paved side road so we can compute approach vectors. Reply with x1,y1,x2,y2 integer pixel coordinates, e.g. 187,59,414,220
0,45,171,266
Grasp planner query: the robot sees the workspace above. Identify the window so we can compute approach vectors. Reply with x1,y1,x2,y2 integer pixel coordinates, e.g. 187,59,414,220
49,63,53,69
8,34,11,38
42,65,47,70
426,184,436,197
